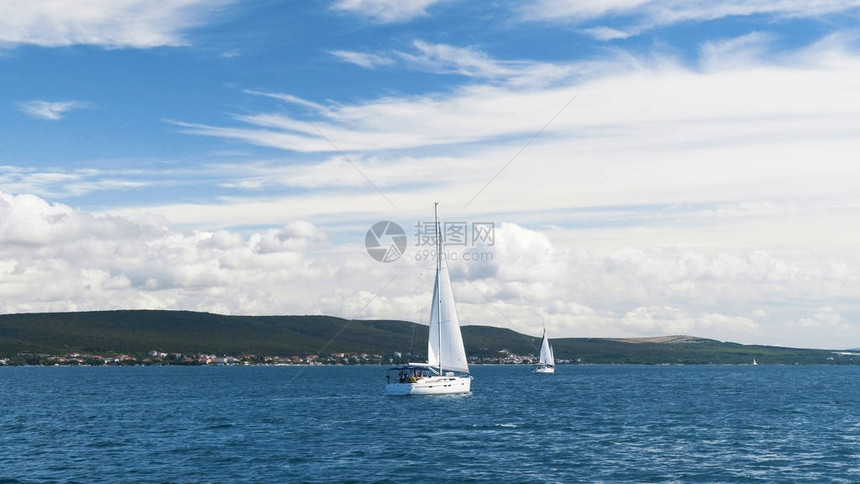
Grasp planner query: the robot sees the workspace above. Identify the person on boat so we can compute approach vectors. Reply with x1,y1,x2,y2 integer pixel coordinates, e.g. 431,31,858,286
409,371,418,383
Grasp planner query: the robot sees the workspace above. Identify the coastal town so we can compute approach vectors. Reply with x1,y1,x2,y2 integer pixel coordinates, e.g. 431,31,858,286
1,349,571,367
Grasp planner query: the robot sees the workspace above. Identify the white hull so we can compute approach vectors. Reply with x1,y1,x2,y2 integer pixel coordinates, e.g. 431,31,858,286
534,365,555,374
386,375,471,396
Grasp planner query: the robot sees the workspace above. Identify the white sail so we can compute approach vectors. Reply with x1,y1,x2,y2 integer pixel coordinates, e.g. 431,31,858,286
427,247,469,373
539,328,554,367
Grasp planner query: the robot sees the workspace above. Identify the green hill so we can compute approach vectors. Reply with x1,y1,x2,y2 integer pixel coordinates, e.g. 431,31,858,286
0,310,853,365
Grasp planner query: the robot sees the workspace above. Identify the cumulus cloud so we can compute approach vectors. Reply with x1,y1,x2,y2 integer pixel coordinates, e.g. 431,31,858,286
252,222,327,253
478,223,557,283
0,191,333,314
0,0,230,49
18,100,89,120
791,307,847,329
622,306,695,334
604,248,804,287
621,306,758,337
1,190,858,348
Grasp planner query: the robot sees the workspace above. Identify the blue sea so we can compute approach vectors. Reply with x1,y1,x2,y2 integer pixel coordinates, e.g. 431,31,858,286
1,365,858,483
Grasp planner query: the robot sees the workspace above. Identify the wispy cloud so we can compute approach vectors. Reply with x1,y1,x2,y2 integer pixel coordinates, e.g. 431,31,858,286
398,41,574,86
176,35,860,161
331,41,574,86
522,0,860,39
0,0,231,49
581,26,641,41
523,0,652,22
329,50,396,69
243,90,331,114
332,0,449,23
699,31,776,70
17,100,90,120
0,165,155,199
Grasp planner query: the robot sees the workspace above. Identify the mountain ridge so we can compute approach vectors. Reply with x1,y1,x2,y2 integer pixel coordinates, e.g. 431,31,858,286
0,310,854,365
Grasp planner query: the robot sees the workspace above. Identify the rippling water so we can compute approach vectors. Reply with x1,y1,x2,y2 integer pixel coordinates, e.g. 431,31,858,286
1,365,858,483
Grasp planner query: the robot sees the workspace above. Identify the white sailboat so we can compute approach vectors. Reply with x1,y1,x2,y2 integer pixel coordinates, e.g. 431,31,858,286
534,326,555,374
752,358,758,366
385,203,472,396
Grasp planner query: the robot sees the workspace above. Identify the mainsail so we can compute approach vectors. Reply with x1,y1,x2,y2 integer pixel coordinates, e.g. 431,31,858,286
427,261,469,372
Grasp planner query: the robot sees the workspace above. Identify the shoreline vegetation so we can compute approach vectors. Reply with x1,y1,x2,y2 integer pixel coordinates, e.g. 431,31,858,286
1,310,857,366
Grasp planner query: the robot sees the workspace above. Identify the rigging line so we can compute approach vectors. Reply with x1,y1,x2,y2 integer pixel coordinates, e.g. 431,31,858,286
308,121,401,215
459,92,579,214
285,271,402,386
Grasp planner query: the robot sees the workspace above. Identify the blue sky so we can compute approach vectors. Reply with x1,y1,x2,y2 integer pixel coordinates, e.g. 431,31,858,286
2,0,860,349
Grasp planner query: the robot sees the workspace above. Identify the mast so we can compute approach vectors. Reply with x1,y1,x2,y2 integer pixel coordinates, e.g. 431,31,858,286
435,202,442,375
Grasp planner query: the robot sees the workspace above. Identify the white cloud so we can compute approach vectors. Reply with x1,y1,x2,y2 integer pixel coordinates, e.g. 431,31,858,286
581,26,639,41
329,50,395,69
699,32,776,70
397,41,575,87
0,0,230,49
17,100,89,120
468,223,557,283
1,189,858,348
5,27,859,349
252,222,327,253
0,165,161,199
791,307,847,329
398,41,525,79
622,306,695,334
178,35,860,166
166,35,860,255
331,41,574,84
0,190,337,314
523,0,651,21
243,90,331,115
621,306,758,338
523,0,860,39
332,0,449,23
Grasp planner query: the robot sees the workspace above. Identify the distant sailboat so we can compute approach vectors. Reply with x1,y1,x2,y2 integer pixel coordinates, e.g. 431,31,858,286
534,326,555,374
385,203,472,396
752,358,758,366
